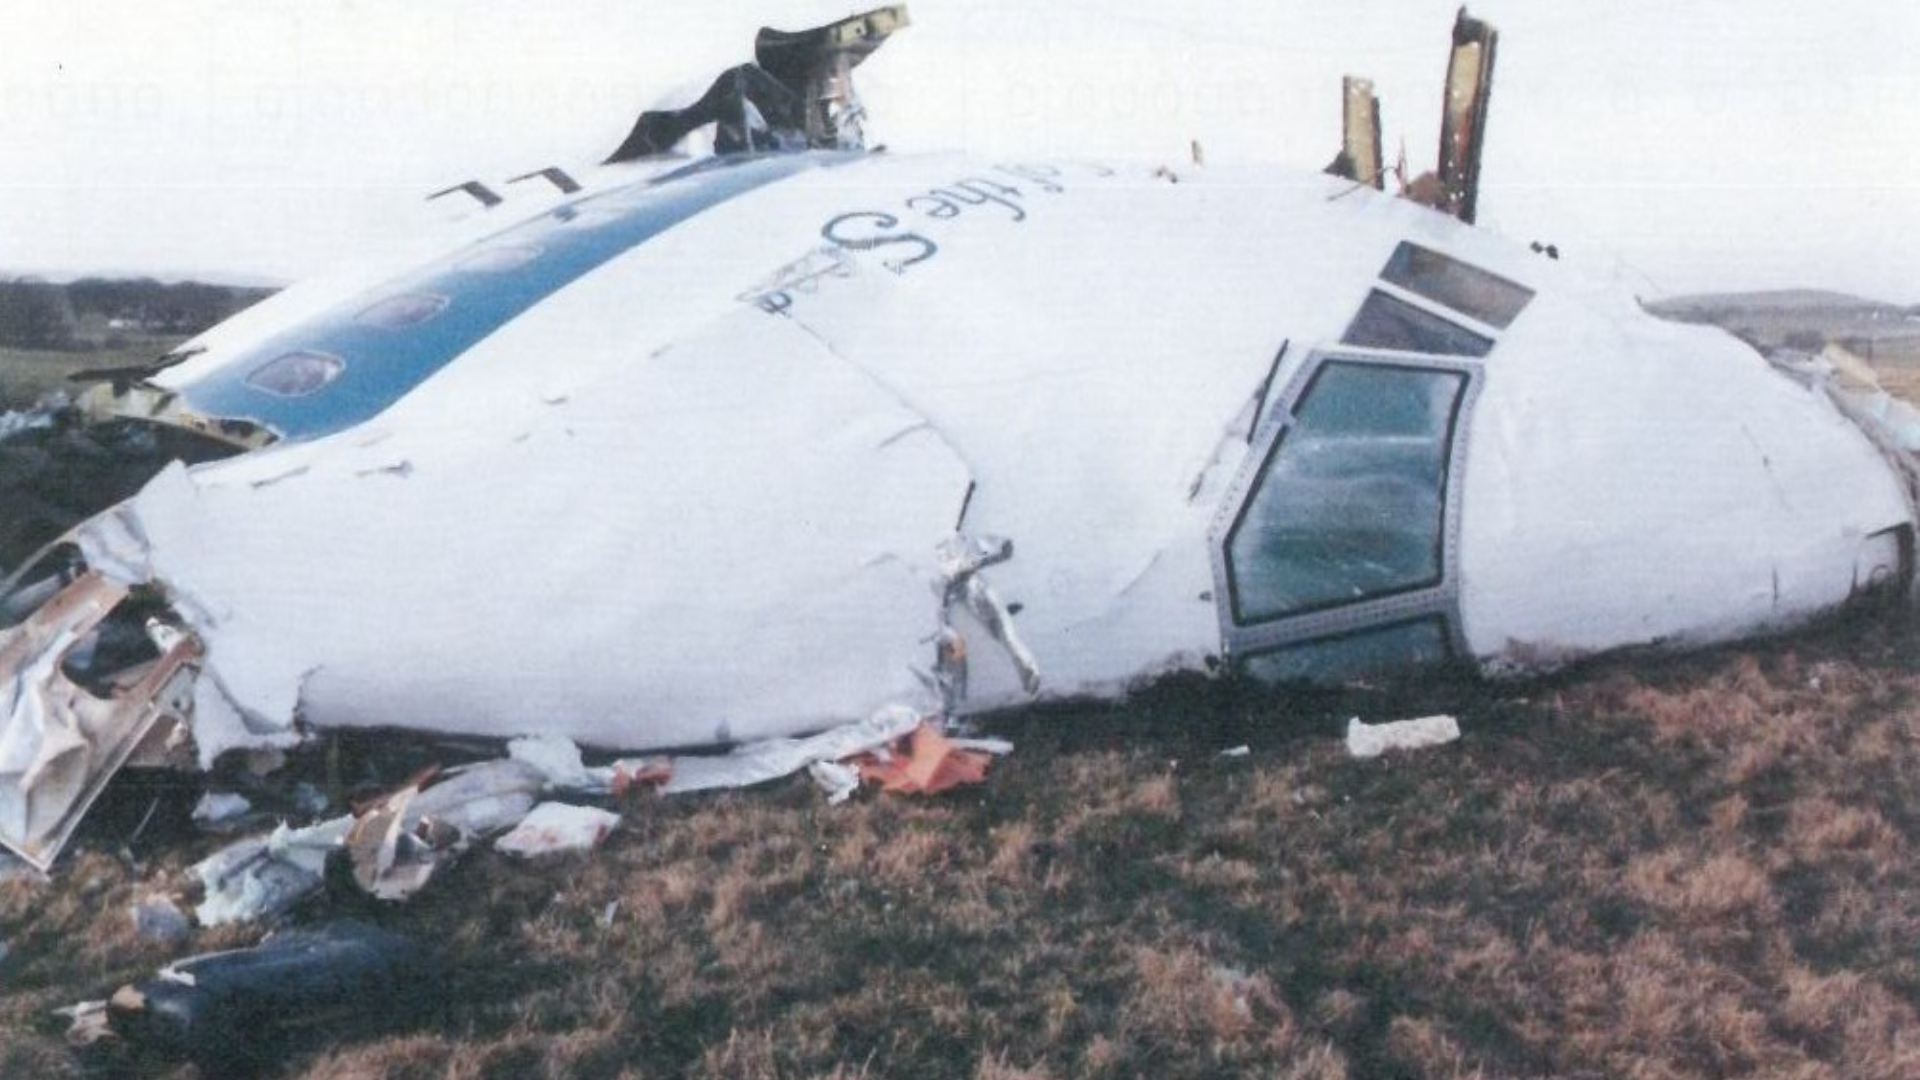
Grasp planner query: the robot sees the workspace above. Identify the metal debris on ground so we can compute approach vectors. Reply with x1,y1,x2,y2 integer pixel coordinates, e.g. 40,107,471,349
0,572,203,873
659,704,921,794
91,920,429,1075
196,755,554,921
193,817,350,927
1345,714,1462,758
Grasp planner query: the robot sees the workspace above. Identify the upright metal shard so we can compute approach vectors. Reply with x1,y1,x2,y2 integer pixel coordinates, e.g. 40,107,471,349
1436,7,1497,223
1342,76,1383,189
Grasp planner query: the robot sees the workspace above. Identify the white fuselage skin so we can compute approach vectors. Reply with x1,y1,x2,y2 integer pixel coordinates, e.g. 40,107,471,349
75,151,1911,761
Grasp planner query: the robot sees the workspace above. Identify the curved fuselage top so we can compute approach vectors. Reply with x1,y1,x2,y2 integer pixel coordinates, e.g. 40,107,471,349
103,148,1908,758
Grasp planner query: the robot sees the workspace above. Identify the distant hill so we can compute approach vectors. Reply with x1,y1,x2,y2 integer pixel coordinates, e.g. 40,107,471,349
1646,288,1920,365
1650,288,1910,318
0,276,278,351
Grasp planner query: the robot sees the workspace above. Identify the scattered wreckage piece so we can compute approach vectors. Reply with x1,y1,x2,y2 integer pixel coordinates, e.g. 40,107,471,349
604,5,908,162
853,722,993,795
0,403,240,579
494,802,620,858
192,714,1003,924
194,817,349,926
194,757,550,923
84,920,430,1076
659,704,921,795
1325,76,1383,189
343,759,547,900
1327,6,1492,219
0,572,200,872
1345,714,1462,759
1435,7,1497,223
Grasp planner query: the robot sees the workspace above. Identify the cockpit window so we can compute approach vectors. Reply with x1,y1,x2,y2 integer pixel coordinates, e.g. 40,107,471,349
1380,242,1533,328
1243,616,1452,685
1226,362,1466,623
244,351,344,397
1342,291,1493,357
355,293,449,329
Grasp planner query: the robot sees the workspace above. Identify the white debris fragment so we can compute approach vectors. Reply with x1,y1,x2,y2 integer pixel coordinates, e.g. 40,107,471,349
508,733,598,790
1345,715,1461,759
494,802,620,857
411,759,545,835
807,760,861,804
947,736,1015,756
661,705,922,794
193,816,351,926
0,406,57,443
58,999,112,1047
190,791,254,830
1218,745,1251,758
346,759,547,901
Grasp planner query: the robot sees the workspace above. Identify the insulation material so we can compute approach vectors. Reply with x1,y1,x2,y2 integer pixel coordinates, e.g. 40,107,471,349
494,802,620,857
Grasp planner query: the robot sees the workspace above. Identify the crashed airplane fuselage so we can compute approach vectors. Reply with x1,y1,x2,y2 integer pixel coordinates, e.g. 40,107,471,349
3,14,1916,870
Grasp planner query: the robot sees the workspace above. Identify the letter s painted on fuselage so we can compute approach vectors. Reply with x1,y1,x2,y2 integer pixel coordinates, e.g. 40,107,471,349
821,211,938,274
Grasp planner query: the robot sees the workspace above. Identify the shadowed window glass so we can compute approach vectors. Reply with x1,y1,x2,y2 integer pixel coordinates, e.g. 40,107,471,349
245,351,343,397
1243,617,1451,684
354,293,449,329
1227,362,1465,623
1380,242,1533,328
1342,290,1492,357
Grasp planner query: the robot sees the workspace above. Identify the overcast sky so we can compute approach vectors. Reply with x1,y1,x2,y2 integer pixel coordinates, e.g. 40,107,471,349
2,1,1915,302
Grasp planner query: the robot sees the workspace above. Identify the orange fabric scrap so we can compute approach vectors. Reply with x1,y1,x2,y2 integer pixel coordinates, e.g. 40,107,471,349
855,722,991,795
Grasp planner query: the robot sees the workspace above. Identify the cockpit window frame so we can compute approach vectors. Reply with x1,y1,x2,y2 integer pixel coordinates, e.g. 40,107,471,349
1208,347,1483,665
1224,358,1470,625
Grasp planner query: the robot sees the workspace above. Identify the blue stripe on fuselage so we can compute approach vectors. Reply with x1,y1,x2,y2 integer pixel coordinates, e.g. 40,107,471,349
174,152,841,441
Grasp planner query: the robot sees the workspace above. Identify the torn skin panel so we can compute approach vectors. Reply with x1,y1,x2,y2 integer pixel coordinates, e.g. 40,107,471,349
0,572,202,871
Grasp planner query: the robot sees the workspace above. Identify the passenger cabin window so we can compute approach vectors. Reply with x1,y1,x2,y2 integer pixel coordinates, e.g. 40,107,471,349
245,351,344,397
1226,362,1466,623
1342,291,1493,357
355,293,449,329
1380,243,1534,328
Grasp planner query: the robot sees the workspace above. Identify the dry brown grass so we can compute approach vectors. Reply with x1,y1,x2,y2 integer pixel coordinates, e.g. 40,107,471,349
8,607,1920,1078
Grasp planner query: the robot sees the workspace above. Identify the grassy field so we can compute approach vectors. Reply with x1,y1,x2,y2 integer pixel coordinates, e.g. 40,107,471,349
0,339,187,411
6,603,1920,1079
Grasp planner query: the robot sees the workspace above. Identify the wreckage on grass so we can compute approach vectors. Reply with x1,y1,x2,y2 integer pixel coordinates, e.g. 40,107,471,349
4,7,1918,871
